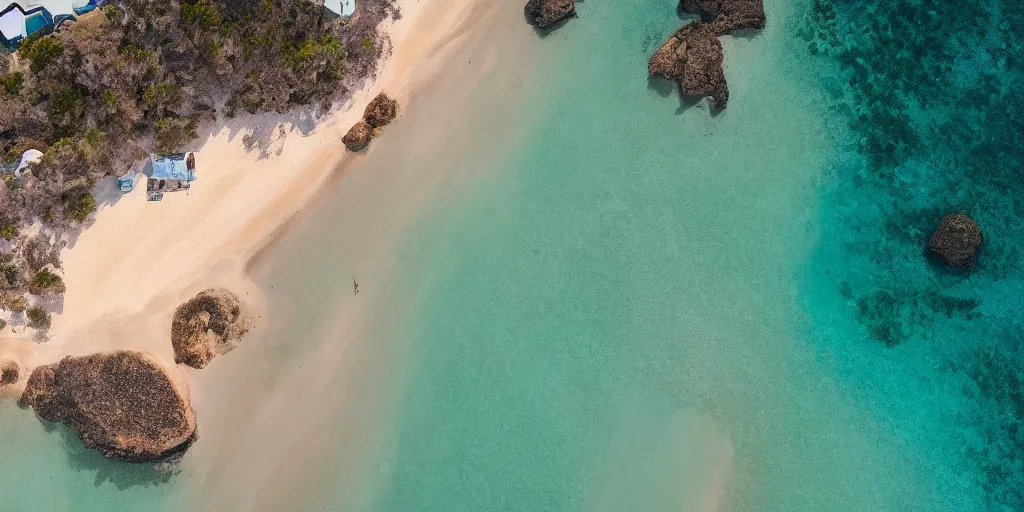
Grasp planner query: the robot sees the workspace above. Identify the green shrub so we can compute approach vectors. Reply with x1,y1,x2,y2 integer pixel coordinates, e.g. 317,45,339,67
8,296,27,312
154,117,198,153
47,87,87,133
0,221,16,240
28,269,65,296
103,4,124,25
0,263,18,286
19,36,64,73
1,72,23,95
181,1,221,29
64,193,96,223
26,307,50,329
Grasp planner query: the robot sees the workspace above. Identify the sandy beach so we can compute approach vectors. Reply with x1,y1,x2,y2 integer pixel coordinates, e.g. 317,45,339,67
0,0,492,375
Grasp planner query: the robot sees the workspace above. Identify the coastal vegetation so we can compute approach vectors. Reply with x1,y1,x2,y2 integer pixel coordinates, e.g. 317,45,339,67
0,0,397,326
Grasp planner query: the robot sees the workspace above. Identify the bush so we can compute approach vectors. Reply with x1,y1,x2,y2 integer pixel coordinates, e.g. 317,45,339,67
0,263,19,286
154,117,198,153
0,221,16,240
28,269,65,296
103,4,125,25
1,72,23,95
8,296,27,312
64,193,96,223
26,307,50,329
19,36,64,73
181,1,221,29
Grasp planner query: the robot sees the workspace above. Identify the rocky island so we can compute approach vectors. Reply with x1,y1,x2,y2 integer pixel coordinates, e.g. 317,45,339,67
524,0,576,29
928,213,983,268
172,288,251,369
649,0,766,112
19,351,197,462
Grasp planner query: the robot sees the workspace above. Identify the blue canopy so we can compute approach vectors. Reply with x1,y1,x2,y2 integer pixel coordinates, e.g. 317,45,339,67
150,154,195,182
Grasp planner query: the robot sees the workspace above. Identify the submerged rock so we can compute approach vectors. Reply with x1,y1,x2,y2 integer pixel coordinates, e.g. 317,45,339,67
171,288,250,369
364,93,399,128
19,351,197,462
649,21,730,111
928,213,983,268
524,0,575,29
0,360,19,385
679,0,766,31
343,120,374,151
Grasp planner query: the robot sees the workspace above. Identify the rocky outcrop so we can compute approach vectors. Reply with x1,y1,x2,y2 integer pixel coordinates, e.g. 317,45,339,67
928,214,983,268
171,288,250,369
649,21,729,111
525,0,575,28
0,360,19,385
680,0,766,31
364,93,399,128
343,121,375,151
650,0,765,112
19,351,197,462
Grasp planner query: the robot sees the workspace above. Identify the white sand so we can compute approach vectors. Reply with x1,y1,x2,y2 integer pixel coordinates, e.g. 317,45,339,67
0,0,488,374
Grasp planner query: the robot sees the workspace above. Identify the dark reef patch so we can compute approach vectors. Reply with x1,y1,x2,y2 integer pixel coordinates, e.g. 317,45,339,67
804,0,1024,507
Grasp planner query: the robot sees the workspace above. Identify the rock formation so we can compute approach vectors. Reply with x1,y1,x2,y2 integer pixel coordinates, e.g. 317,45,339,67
343,121,375,151
19,351,197,462
0,360,19,385
364,93,399,128
525,0,575,29
928,213,983,268
650,0,766,112
680,0,766,31
649,21,730,111
171,288,250,369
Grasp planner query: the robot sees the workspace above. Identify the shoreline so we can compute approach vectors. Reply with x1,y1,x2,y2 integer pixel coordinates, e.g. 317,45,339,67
0,0,491,379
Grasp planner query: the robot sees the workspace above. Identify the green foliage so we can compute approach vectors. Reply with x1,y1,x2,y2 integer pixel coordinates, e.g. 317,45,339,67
19,36,64,73
282,35,344,73
101,90,118,109
361,36,375,54
64,193,96,223
47,87,87,134
1,72,23,95
0,264,17,286
181,1,221,29
26,306,50,329
154,117,198,153
103,4,125,25
28,268,65,296
42,207,52,223
0,221,17,241
8,296,27,312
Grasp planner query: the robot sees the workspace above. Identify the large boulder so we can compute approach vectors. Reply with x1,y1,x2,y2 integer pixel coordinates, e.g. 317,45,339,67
649,21,730,112
171,288,250,369
19,351,197,462
524,0,575,29
363,93,399,128
0,360,19,385
928,214,983,268
680,0,766,31
343,121,374,151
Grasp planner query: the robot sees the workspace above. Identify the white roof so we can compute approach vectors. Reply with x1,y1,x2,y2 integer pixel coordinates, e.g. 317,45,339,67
0,8,25,40
324,0,354,16
15,149,42,177
19,0,77,16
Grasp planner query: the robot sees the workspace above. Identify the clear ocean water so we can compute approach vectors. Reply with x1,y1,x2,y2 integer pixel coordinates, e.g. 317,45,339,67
3,0,1023,510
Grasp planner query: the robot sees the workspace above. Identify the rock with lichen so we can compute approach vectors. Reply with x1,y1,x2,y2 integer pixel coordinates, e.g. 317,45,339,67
524,0,575,28
649,21,730,112
363,93,399,128
171,288,250,369
0,360,19,385
343,121,374,151
680,0,766,31
19,351,197,462
928,214,983,268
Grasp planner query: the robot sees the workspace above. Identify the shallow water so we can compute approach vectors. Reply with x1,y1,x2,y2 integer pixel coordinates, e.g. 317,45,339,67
2,0,1023,509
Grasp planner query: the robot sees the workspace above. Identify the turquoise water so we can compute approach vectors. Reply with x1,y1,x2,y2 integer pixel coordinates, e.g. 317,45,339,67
3,0,1024,509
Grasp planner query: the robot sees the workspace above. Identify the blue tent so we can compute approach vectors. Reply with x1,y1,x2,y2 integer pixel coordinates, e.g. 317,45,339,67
118,170,137,192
